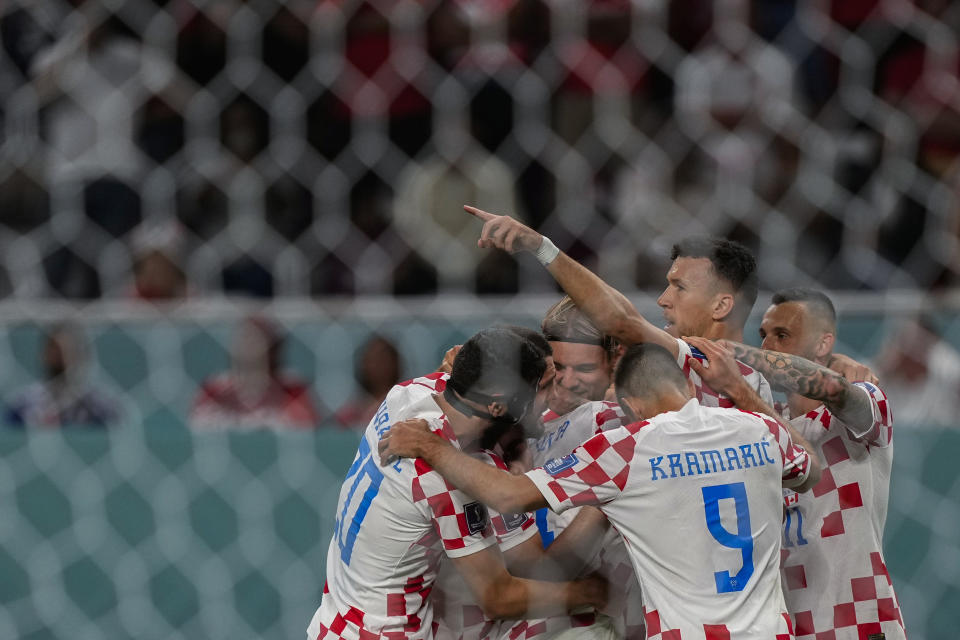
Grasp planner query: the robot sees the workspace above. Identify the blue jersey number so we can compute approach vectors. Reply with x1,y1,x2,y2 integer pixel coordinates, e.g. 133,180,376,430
335,437,384,566
535,508,556,548
783,506,808,547
701,482,755,593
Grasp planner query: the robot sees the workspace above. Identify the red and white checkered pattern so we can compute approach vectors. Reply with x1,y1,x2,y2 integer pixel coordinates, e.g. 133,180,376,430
499,400,636,640
527,399,808,638
676,338,775,409
642,608,794,639
309,373,502,640
780,383,905,640
433,454,539,640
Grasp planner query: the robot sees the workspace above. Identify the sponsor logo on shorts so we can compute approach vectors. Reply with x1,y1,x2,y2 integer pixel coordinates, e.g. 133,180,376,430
502,512,527,531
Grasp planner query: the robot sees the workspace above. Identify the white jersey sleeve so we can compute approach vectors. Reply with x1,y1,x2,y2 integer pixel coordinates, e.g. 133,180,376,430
845,382,893,446
525,424,641,514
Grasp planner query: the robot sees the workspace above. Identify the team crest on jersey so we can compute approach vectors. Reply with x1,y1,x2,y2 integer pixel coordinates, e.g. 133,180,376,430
464,502,489,534
502,512,527,531
544,454,579,475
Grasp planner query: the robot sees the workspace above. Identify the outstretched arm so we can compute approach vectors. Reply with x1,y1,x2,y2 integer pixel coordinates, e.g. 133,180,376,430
465,205,678,356
379,419,547,514
720,341,876,434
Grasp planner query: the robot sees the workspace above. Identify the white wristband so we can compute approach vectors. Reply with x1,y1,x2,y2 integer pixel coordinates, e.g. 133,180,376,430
534,236,559,266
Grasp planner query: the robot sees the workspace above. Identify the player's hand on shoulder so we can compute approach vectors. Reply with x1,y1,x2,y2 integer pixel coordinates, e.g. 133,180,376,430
378,418,435,465
827,352,879,384
684,336,749,396
463,205,542,254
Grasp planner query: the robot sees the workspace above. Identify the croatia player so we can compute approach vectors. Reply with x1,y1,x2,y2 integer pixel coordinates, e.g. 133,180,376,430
430,326,607,640
380,343,821,639
307,328,606,640
507,296,644,640
462,205,773,410
716,289,906,639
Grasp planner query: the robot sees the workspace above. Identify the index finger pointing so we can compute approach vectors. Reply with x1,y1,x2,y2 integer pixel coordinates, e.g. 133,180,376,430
464,205,496,222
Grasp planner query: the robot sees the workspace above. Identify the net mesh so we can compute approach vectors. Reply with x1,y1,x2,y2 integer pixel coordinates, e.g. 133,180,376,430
1,1,959,639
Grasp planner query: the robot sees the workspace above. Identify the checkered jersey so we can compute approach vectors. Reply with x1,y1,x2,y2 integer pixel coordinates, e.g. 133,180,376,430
676,338,774,408
526,399,812,638
498,400,641,640
434,452,539,640
308,373,503,640
779,382,905,639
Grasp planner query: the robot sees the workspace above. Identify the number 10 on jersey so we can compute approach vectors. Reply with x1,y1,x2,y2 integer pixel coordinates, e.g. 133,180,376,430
702,482,755,593
335,437,384,565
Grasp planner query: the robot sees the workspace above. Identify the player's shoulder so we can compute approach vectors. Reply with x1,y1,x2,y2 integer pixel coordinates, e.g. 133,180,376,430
385,372,449,409
395,371,449,393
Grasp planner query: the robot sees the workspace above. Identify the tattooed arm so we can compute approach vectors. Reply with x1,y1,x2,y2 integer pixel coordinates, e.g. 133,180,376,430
720,341,876,434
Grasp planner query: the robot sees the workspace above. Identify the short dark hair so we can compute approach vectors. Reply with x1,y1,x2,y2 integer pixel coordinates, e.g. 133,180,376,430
449,327,546,417
672,238,759,322
771,288,837,331
614,343,689,401
541,296,619,360
502,325,553,359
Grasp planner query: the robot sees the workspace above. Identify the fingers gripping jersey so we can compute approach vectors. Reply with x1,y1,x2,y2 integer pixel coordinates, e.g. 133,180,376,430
676,338,775,409
308,373,509,640
526,399,812,639
780,383,905,640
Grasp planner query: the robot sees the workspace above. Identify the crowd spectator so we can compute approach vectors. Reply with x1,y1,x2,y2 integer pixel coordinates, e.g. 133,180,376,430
4,324,120,428
875,315,960,427
190,316,321,430
334,334,404,429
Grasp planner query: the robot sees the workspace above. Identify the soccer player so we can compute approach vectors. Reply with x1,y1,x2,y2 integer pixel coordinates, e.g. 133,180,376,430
506,298,640,640
462,205,772,409
380,343,822,639
307,327,606,640
707,289,906,639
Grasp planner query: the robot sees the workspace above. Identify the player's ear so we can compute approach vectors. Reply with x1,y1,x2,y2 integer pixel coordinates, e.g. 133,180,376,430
712,293,735,321
815,332,835,359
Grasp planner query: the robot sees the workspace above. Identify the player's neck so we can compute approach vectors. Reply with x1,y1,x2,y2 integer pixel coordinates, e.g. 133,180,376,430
647,390,692,417
702,322,743,342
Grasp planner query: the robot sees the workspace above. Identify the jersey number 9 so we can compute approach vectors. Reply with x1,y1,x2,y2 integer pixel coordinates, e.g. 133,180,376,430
702,482,754,593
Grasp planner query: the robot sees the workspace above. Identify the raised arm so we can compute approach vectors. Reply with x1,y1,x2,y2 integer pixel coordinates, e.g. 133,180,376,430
464,205,678,356
720,341,877,434
378,419,547,514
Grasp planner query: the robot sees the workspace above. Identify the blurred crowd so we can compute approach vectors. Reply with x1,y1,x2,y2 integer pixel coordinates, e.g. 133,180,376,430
4,312,960,430
2,317,407,430
0,0,959,300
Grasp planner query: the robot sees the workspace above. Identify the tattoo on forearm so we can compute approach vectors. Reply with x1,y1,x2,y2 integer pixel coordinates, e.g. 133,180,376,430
728,344,847,406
